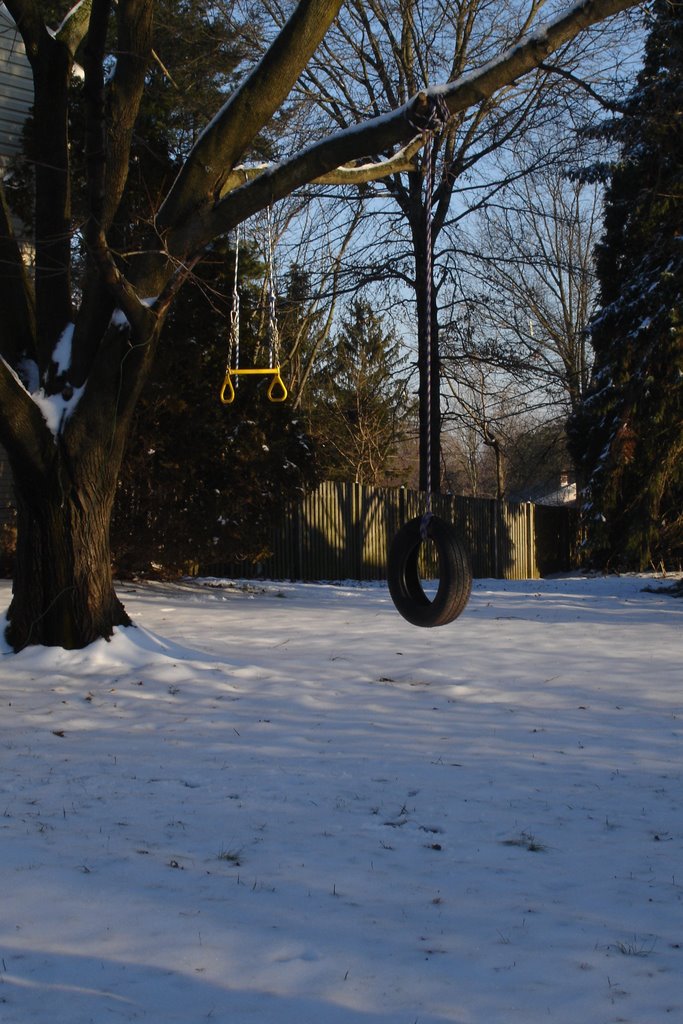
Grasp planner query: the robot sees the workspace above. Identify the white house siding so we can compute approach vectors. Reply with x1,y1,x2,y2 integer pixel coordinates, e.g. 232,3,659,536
0,4,33,169
0,5,32,526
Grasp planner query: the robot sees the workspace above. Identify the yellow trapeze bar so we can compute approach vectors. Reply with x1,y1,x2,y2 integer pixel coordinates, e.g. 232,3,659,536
220,367,288,405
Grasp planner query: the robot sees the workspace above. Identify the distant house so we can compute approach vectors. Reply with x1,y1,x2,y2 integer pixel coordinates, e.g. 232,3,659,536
509,472,578,508
534,472,577,507
1,4,33,527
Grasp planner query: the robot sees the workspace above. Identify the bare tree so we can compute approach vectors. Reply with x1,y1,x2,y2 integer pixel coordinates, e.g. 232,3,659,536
456,163,602,414
444,361,520,499
0,0,639,649
287,0,634,492
443,359,572,501
438,152,605,501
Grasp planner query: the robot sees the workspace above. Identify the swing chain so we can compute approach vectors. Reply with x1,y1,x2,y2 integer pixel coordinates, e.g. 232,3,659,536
219,213,288,405
227,225,240,375
266,206,281,370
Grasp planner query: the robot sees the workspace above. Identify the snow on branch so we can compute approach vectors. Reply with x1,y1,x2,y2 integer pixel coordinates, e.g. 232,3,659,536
218,135,425,197
167,0,640,257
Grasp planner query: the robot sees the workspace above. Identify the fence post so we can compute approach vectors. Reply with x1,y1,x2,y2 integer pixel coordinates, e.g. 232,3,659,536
528,503,537,579
492,500,500,579
292,499,302,582
356,481,366,581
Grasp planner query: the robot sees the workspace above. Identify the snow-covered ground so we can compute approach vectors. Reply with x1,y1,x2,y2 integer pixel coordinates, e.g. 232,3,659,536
0,573,681,1024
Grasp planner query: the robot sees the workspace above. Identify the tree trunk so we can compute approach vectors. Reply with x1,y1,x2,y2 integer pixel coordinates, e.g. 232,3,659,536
482,431,506,500
6,454,129,650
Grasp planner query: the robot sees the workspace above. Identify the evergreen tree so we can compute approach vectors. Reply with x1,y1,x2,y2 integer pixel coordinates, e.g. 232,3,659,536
110,241,318,577
307,300,416,484
569,0,683,569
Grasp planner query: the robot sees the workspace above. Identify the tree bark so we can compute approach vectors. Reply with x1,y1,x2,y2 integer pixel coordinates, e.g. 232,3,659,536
6,449,129,650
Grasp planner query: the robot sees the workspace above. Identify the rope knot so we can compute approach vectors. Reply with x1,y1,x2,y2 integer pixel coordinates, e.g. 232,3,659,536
420,512,434,542
408,93,451,136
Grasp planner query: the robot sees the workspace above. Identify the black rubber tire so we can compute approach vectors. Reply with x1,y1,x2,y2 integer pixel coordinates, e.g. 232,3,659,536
387,514,472,627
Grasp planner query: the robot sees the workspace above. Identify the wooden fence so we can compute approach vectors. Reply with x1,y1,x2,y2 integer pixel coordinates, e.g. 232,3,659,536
205,480,579,582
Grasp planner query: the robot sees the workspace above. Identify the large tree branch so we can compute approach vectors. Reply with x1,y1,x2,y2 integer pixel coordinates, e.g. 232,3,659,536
166,0,639,259
156,0,346,235
218,134,425,194
82,0,111,232
33,48,73,357
71,0,154,385
3,0,44,59
7,0,74,360
82,0,152,234
0,184,37,367
102,0,154,229
0,357,56,487
55,0,93,59
7,0,92,59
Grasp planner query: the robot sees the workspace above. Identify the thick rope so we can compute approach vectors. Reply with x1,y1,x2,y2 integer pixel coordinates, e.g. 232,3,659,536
423,130,435,519
412,97,450,534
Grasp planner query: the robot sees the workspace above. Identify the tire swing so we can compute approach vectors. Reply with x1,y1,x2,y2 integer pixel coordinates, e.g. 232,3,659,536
219,213,288,405
387,102,472,627
388,513,472,627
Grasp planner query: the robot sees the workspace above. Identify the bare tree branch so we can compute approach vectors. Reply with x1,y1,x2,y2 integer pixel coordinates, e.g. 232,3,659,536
537,59,627,111
164,0,639,258
218,134,425,195
156,0,347,234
